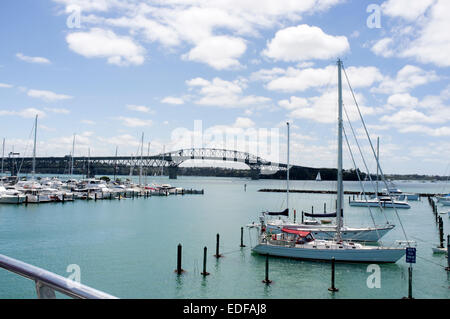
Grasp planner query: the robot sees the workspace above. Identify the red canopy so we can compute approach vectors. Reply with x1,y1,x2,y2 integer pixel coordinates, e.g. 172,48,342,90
281,228,311,237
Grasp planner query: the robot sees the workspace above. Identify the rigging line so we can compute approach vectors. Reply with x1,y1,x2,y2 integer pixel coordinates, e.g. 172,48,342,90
343,105,390,224
416,255,447,269
342,63,410,245
16,122,36,181
343,125,382,243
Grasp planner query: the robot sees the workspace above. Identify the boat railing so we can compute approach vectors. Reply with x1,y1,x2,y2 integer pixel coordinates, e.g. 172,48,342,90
0,254,118,299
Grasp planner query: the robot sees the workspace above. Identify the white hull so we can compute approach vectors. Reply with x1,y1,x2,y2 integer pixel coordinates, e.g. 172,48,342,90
349,200,410,209
266,223,394,242
253,243,405,263
0,195,26,204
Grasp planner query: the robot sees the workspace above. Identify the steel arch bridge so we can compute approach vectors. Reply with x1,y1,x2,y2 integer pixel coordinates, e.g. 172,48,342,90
5,148,287,179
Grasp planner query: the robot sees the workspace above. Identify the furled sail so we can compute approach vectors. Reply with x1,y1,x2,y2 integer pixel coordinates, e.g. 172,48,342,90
266,208,289,216
304,211,339,218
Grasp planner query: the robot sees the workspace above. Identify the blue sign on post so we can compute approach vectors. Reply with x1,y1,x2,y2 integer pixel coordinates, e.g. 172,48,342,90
406,247,416,263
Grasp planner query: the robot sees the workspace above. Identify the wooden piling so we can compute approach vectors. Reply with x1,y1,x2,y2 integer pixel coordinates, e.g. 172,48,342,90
446,235,450,272
240,227,246,248
262,254,272,284
328,257,339,292
214,233,222,258
201,247,209,277
175,244,184,274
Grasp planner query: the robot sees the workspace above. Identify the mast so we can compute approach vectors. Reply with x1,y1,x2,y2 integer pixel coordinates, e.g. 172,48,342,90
114,146,118,181
336,59,344,241
161,145,165,177
376,137,379,198
286,122,290,215
139,132,144,186
32,115,38,180
1,138,5,178
71,134,76,178
87,148,90,178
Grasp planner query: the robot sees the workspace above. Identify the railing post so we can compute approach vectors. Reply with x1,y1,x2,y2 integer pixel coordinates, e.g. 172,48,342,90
35,281,56,299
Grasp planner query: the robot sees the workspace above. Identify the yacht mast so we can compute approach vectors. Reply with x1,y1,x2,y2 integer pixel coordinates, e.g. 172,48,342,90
376,137,379,198
139,132,144,186
336,59,344,240
32,115,38,180
1,138,5,177
113,146,118,181
286,122,290,215
71,134,76,178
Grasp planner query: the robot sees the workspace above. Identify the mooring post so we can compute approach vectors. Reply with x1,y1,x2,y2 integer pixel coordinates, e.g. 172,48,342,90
446,235,450,271
324,202,326,213
262,254,272,284
312,206,314,214
328,257,339,292
175,243,184,274
94,193,97,201
407,266,413,299
215,233,222,258
201,246,209,276
438,217,444,248
301,210,304,224
240,227,246,248
294,209,296,223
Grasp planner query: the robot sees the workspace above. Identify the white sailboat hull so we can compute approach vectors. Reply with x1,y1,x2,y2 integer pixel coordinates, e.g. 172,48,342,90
253,243,405,263
349,200,410,209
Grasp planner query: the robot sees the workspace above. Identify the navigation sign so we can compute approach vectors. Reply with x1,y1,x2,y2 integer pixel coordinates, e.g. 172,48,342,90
406,247,416,264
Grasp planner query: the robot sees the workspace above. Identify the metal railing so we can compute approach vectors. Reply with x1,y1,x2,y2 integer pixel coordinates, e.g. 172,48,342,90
0,254,118,299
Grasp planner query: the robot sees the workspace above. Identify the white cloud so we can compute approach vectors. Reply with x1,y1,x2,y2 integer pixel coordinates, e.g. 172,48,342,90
126,104,153,113
0,83,13,88
66,28,146,66
280,90,379,124
53,0,345,69
255,64,383,93
386,93,419,108
116,116,152,127
0,108,46,119
371,65,439,95
186,77,271,108
16,53,51,64
182,36,246,70
27,89,73,102
44,107,71,114
161,97,184,105
381,0,434,21
371,37,395,58
81,119,96,125
262,24,349,62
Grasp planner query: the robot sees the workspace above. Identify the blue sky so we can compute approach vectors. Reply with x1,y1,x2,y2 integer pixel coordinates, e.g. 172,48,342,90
0,0,449,175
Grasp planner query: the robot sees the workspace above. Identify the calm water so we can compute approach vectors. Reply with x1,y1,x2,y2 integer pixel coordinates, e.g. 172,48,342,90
0,176,449,299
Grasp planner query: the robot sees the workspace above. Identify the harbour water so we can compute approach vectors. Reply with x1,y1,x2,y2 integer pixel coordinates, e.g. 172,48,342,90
0,176,449,299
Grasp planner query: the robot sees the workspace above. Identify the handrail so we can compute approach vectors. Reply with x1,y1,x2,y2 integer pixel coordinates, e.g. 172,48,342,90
0,254,118,299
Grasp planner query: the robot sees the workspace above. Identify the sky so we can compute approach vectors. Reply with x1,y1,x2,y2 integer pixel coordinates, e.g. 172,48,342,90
0,0,449,175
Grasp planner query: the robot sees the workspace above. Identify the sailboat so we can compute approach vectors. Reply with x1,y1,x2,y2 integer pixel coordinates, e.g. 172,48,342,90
349,138,413,208
260,119,394,242
251,59,406,263
315,172,321,181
